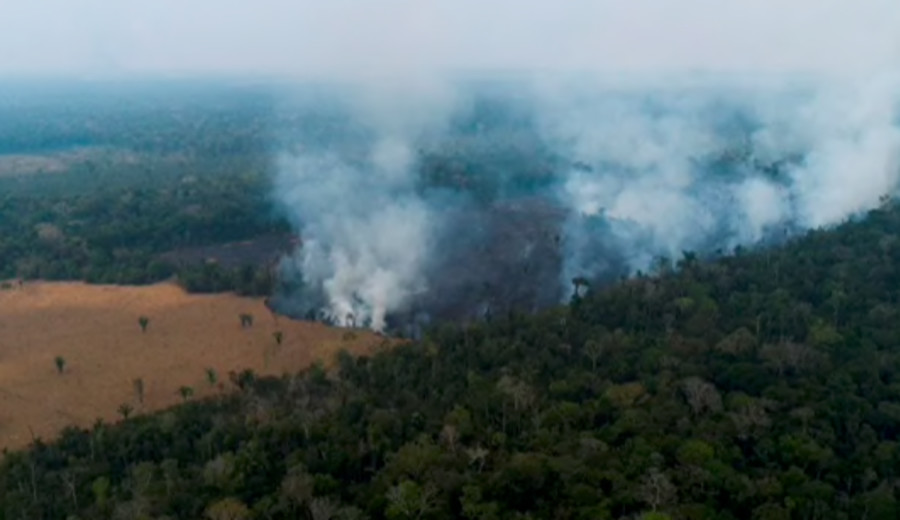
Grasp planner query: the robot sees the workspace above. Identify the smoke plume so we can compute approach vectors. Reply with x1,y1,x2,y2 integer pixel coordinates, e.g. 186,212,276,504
271,73,900,332
3,1,898,332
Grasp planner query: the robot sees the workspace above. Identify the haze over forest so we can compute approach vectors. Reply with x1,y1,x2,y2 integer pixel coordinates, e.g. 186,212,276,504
2,2,900,519
13,0,897,331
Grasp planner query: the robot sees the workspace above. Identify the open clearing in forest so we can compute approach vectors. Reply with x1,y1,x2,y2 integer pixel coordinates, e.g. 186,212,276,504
0,147,139,177
0,281,383,450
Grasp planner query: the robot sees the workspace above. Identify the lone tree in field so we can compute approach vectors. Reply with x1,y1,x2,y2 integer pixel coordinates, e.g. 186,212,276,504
54,356,66,374
239,313,254,328
118,403,133,420
205,368,218,386
178,386,194,401
273,331,283,345
229,369,256,391
138,316,150,333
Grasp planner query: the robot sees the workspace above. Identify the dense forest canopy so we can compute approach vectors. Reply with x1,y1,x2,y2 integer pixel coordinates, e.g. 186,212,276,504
3,195,900,518
4,79,900,519
0,81,290,293
2,0,899,514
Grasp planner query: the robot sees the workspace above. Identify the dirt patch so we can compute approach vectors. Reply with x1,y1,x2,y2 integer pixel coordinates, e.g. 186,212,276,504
0,147,191,178
0,146,130,177
0,153,69,176
0,281,383,450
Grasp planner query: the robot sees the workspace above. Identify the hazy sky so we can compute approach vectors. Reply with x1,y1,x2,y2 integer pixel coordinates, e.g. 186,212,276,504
1,1,898,79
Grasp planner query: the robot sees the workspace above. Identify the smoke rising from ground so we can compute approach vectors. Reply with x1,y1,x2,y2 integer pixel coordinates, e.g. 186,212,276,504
2,2,897,331
272,74,900,331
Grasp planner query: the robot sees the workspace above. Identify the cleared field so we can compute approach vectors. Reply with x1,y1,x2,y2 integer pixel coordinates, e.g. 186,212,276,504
0,147,138,177
0,281,382,450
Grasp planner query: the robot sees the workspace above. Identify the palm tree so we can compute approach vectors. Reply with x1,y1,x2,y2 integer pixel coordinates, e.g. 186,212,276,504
54,356,66,374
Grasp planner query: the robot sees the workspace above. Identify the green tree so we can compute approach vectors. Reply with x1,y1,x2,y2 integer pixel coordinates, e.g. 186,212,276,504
584,339,604,372
178,385,194,401
239,313,254,328
138,315,150,333
54,355,66,374
117,403,133,420
637,468,676,512
386,480,437,520
92,476,111,510
205,497,252,520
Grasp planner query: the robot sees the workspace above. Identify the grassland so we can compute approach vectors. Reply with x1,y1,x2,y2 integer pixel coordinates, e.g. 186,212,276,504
0,281,381,450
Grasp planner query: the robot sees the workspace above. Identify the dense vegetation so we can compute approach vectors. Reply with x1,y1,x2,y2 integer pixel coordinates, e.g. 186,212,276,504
0,82,288,294
0,171,286,293
0,81,272,158
4,198,900,519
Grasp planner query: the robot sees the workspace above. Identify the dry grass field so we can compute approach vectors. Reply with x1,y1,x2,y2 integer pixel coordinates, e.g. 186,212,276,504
0,281,383,450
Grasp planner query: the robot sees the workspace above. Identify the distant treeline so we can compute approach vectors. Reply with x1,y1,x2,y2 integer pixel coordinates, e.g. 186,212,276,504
0,81,274,156
0,170,289,295
0,82,292,295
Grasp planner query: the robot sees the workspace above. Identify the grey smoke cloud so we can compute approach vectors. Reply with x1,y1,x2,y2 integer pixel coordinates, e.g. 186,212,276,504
273,72,900,331
4,1,899,331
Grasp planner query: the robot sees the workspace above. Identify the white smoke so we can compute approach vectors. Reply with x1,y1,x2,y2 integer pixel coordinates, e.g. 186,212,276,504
2,1,899,330
274,72,900,330
539,75,900,276
276,82,458,330
277,151,433,331
736,178,788,243
783,75,900,227
258,2,900,331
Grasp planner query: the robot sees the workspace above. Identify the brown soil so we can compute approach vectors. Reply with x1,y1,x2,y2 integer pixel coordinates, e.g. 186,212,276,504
0,281,383,451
